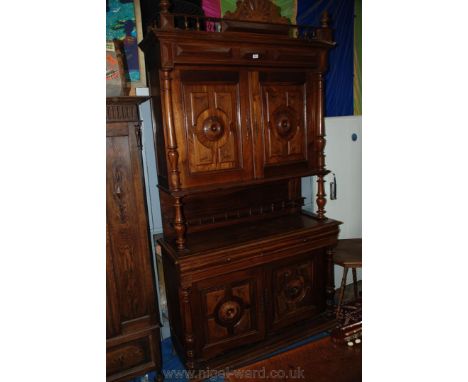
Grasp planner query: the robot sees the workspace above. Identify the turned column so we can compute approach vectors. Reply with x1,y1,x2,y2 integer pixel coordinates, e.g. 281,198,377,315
161,69,186,250
159,0,174,29
174,196,186,251
315,72,327,220
316,10,333,42
180,287,195,369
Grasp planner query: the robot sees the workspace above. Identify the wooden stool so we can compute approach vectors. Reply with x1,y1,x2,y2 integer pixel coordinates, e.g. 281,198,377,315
334,238,362,318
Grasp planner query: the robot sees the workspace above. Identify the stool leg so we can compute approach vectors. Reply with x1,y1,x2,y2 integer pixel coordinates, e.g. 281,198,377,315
336,267,348,319
352,268,358,301
326,247,336,318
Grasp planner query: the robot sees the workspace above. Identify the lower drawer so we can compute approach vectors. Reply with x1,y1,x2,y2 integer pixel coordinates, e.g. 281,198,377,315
106,337,152,376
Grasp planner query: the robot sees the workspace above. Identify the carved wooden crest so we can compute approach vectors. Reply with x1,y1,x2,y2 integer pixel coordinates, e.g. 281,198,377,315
224,0,289,24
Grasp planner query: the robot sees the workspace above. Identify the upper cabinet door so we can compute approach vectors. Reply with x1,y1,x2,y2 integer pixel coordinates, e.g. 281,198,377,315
253,71,318,179
173,70,254,189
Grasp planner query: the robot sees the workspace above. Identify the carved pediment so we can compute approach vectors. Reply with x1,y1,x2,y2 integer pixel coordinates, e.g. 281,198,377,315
224,0,290,24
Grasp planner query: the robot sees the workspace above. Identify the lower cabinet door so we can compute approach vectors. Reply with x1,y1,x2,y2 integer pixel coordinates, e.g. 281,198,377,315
267,251,326,332
193,268,266,359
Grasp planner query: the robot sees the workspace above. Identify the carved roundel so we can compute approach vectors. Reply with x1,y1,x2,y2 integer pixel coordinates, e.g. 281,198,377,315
272,106,298,141
214,296,244,327
194,109,231,149
283,275,307,303
202,117,225,141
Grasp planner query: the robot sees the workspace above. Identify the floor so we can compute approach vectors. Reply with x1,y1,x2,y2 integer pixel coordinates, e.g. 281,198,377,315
225,336,361,382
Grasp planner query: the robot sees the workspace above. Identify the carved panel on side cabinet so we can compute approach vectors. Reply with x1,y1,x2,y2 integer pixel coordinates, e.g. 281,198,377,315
107,337,152,376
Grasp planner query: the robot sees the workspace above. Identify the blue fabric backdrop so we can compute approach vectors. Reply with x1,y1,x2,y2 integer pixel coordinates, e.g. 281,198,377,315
297,0,354,116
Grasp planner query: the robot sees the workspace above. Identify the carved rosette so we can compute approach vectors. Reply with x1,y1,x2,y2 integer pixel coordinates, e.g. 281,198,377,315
193,108,231,149
214,296,244,327
224,0,289,24
281,270,309,306
271,106,298,141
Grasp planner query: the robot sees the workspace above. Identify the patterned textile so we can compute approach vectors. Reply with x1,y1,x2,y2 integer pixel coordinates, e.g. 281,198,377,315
199,0,359,116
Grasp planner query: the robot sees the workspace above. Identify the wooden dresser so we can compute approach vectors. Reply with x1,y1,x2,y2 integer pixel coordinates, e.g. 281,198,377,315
140,0,341,375
106,97,163,382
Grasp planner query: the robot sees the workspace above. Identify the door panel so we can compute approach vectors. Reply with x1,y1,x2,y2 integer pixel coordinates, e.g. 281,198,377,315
267,251,326,332
193,268,265,359
185,84,239,172
256,71,318,178
262,84,306,165
175,70,253,188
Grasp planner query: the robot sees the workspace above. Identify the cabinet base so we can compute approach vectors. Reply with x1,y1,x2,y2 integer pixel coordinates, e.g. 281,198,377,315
181,314,336,381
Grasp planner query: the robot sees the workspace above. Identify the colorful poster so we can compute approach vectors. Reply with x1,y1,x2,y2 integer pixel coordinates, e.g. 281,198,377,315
106,0,145,86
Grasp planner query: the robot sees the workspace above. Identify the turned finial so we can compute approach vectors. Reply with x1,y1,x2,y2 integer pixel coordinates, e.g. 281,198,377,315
320,10,331,28
160,0,170,13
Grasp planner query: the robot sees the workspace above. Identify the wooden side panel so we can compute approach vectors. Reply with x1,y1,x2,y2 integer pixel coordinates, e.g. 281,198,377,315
107,337,152,376
267,251,326,332
193,268,265,359
106,121,156,325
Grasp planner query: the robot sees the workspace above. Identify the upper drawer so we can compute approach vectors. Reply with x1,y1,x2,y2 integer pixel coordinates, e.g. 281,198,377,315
163,41,323,69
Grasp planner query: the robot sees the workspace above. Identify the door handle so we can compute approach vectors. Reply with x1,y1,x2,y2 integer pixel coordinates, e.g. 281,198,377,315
330,173,337,200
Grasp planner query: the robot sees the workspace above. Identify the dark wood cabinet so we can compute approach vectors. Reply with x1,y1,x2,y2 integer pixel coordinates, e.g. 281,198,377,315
140,0,341,376
106,97,163,382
